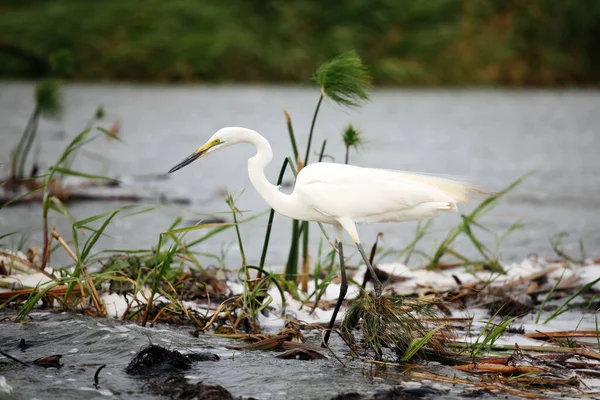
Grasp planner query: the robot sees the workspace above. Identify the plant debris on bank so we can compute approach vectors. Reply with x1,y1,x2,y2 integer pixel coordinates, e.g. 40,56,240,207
1,51,599,399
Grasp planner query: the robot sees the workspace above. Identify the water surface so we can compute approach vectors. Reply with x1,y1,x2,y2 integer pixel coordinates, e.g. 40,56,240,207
1,83,599,267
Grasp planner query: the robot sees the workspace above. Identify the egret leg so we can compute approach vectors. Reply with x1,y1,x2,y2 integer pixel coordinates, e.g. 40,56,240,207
356,243,382,297
322,240,347,347
335,217,383,297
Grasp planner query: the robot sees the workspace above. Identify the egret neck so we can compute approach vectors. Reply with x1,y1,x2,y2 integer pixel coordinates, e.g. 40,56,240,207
242,128,295,218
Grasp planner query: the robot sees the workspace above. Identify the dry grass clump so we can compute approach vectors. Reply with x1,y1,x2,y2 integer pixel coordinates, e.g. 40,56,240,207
341,294,449,361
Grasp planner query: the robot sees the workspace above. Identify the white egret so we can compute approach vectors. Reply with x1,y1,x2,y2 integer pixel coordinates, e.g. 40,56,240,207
169,127,485,346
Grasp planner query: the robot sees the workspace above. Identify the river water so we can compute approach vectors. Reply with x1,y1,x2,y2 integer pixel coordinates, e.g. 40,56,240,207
1,82,599,268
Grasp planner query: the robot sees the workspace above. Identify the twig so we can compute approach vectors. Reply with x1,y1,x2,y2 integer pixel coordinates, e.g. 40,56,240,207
0,251,54,279
51,227,106,317
0,284,83,303
201,297,237,330
318,330,348,367
94,364,106,385
525,330,600,340
409,371,544,399
453,363,542,374
0,348,30,367
488,344,600,361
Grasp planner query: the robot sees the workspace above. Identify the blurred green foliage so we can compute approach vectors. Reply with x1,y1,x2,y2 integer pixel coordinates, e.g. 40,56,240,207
0,0,598,85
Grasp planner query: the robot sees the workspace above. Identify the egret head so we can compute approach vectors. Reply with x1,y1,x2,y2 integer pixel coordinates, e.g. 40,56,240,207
168,128,241,174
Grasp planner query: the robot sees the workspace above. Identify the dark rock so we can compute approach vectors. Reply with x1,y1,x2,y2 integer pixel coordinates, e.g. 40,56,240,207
186,352,220,362
331,393,366,400
458,388,496,397
33,354,62,368
18,339,32,351
146,376,235,400
126,345,219,376
373,386,444,399
402,387,445,397
126,345,191,376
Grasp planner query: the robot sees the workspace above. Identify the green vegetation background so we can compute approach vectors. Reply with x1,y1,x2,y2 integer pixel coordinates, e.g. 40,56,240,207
1,0,599,85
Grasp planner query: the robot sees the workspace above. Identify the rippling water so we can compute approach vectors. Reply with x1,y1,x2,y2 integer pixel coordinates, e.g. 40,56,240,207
1,307,597,399
1,82,599,267
0,312,433,399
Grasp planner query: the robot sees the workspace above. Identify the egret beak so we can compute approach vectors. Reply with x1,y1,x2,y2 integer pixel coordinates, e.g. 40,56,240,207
168,139,220,174
168,149,205,174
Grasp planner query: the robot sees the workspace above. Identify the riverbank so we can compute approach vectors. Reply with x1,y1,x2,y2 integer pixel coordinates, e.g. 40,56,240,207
1,247,599,399
1,1,599,85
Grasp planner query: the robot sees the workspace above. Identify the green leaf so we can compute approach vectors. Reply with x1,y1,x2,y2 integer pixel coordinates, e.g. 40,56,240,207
0,187,43,209
50,167,117,181
313,50,372,108
164,222,233,235
81,209,122,262
401,323,448,361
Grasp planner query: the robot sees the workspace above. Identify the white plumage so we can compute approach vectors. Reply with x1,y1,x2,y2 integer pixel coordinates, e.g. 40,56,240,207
169,127,486,346
294,162,477,224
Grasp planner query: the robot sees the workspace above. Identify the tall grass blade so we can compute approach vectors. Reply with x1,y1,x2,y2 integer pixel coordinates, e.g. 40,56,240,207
301,221,309,292
225,192,246,269
543,277,600,324
285,220,300,282
401,324,447,361
318,139,327,162
16,283,55,321
0,187,43,209
304,94,323,166
283,109,298,162
535,268,565,323
429,173,531,269
259,158,289,273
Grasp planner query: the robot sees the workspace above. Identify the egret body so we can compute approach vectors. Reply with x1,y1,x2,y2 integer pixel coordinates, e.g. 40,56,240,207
169,127,483,346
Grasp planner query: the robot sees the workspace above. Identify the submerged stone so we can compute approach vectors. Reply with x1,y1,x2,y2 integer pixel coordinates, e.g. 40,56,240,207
125,344,219,376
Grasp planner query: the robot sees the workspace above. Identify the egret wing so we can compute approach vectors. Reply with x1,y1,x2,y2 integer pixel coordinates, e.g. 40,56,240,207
295,163,465,220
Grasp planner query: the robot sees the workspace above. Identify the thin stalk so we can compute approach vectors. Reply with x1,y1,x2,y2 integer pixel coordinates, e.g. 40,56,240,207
283,108,299,162
289,152,335,250
142,237,176,327
344,145,350,164
318,139,327,162
41,174,52,269
301,221,309,292
17,108,41,179
304,93,324,166
285,220,300,282
282,157,300,283
258,158,289,275
535,268,564,323
227,197,247,270
12,108,39,181
51,228,105,316
286,157,298,176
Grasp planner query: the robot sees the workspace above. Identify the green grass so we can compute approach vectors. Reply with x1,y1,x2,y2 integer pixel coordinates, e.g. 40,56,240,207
468,315,518,358
341,294,446,361
2,1,599,85
428,173,532,270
